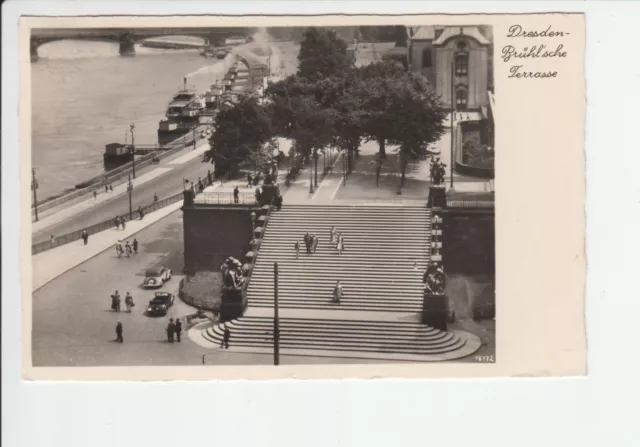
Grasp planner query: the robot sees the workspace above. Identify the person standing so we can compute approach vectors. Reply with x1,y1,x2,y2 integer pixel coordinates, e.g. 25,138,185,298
93,190,97,200
294,240,300,259
105,185,109,193
233,186,239,204
138,206,144,220
174,318,182,343
132,238,138,254
121,217,126,230
125,241,132,257
312,234,319,254
221,327,231,349
81,230,88,245
304,233,312,254
337,233,344,255
109,184,113,192
115,216,121,230
333,281,344,304
167,318,175,343
329,227,336,247
246,173,253,188
255,187,262,205
115,321,123,343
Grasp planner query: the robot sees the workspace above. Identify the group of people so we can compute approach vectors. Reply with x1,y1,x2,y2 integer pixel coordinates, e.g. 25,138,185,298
294,227,345,258
103,184,114,194
166,318,183,343
423,262,445,294
114,215,127,230
429,157,447,186
115,239,138,258
110,290,136,313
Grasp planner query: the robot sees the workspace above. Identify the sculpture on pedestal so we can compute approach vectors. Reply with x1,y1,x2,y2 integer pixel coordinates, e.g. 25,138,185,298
430,157,447,186
220,256,246,290
423,262,445,295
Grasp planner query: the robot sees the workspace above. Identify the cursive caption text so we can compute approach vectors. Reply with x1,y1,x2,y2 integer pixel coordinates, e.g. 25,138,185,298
503,25,569,79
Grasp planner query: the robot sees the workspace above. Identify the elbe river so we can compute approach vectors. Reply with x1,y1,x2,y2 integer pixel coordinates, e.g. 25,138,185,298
32,38,232,201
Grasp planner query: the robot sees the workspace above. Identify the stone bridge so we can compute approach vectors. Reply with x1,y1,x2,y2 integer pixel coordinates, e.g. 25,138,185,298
30,27,254,61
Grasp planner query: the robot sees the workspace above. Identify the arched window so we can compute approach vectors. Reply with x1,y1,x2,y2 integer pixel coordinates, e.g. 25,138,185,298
456,87,468,110
422,48,432,68
455,54,468,76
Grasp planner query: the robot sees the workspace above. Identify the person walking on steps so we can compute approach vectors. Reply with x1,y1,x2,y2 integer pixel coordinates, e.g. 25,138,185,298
312,234,319,254
337,234,345,255
167,318,175,343
333,280,344,304
294,240,300,259
115,321,123,343
132,238,138,254
221,327,231,349
174,318,182,343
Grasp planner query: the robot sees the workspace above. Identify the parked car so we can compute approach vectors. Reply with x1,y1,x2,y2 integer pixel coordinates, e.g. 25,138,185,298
143,266,171,289
146,292,175,316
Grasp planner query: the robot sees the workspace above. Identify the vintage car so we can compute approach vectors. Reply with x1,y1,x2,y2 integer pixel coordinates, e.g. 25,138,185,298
143,266,172,289
146,292,175,316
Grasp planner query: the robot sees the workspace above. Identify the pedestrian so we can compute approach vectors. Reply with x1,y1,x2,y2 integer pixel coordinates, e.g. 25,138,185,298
333,280,344,304
125,292,134,312
276,194,282,211
115,321,123,343
154,193,158,203
221,327,231,349
121,218,126,230
337,234,344,255
255,187,262,205
198,178,204,193
312,234,319,253
49,234,55,246
105,185,109,193
247,173,253,188
138,206,144,220
115,216,121,230
132,238,138,254
83,230,89,245
304,233,311,254
167,318,175,343
125,241,132,257
109,184,113,192
111,290,120,311
329,227,336,246
175,318,182,342
294,240,300,259
233,186,239,204
115,242,123,257
93,190,97,200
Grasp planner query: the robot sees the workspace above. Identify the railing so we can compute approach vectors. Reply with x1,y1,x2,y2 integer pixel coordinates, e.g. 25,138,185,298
447,198,495,209
195,191,256,205
32,134,198,216
32,192,184,255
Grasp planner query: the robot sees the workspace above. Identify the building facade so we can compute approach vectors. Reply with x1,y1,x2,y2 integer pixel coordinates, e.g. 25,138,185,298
408,26,493,111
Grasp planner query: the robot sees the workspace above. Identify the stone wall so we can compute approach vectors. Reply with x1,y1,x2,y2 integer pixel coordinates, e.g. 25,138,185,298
182,204,262,275
442,208,495,275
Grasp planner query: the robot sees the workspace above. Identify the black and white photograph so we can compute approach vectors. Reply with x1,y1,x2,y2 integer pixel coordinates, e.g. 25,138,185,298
25,14,587,377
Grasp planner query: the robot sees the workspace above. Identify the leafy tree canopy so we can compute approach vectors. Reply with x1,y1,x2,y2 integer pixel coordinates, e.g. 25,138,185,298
297,27,350,81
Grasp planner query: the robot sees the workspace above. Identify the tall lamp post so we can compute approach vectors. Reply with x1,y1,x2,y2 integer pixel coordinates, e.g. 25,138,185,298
273,261,280,366
450,57,455,189
309,151,314,194
342,150,347,186
130,124,136,179
31,168,39,222
127,175,133,220
314,149,319,187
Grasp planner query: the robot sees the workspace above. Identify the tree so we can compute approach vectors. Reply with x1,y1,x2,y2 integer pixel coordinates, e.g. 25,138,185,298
297,27,350,81
386,73,447,187
204,97,273,178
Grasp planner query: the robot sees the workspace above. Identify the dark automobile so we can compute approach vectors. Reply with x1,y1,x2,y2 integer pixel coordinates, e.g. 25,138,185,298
146,292,175,316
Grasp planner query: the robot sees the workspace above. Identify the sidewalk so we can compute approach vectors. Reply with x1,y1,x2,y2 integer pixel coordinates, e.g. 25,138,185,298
32,142,210,233
31,181,220,292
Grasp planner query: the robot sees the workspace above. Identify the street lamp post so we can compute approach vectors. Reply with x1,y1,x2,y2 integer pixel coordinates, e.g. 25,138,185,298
273,261,280,366
193,124,197,149
127,175,133,220
31,168,39,222
130,124,136,179
450,58,455,189
309,152,314,194
342,151,347,186
314,149,319,187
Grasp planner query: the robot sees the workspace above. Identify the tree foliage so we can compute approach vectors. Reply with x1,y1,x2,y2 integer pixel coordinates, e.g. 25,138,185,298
297,27,350,81
205,97,273,178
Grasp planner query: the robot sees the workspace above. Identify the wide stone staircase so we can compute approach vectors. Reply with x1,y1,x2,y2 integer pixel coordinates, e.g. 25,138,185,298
193,204,481,361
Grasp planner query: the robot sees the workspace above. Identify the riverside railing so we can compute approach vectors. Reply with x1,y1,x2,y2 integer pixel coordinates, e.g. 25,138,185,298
32,133,199,217
32,192,185,255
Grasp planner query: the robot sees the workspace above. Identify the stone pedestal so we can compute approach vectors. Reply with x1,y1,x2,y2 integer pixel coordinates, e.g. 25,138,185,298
428,185,447,208
421,293,449,331
183,189,195,207
220,287,248,322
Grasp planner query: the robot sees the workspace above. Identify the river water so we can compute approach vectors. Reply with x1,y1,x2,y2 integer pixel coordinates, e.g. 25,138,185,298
31,39,235,200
